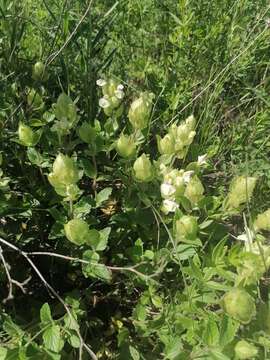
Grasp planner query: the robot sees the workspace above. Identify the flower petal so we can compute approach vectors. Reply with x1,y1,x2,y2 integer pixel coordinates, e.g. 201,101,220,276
99,97,110,108
96,79,107,87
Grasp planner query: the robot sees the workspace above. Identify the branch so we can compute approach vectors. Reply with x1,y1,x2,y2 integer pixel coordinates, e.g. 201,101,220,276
0,245,31,303
0,237,97,360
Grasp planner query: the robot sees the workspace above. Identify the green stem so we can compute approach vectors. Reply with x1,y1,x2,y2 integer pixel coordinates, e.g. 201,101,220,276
69,199,73,218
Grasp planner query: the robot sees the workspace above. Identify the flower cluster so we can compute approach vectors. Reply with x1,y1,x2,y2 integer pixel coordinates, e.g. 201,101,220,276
133,153,154,182
225,176,257,211
157,115,196,158
116,133,136,158
128,92,154,130
97,78,124,116
160,166,204,214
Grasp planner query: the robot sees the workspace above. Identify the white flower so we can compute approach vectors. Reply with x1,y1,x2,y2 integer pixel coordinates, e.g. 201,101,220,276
117,84,124,91
99,97,110,108
162,199,179,214
197,154,207,166
160,183,176,199
183,171,194,184
96,79,107,87
115,89,124,100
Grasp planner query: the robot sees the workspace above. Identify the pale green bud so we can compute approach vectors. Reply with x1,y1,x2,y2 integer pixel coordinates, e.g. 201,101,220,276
185,114,196,131
48,154,79,187
226,176,257,210
133,153,153,182
116,134,136,158
254,209,270,231
128,92,154,130
176,124,190,145
234,340,258,359
175,215,198,240
102,79,118,97
222,288,255,324
184,176,204,204
54,93,77,125
110,96,121,109
32,61,46,81
18,123,35,147
64,219,89,245
237,253,266,285
157,134,175,155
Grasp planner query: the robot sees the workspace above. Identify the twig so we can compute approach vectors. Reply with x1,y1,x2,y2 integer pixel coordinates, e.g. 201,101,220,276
0,245,31,303
0,237,97,360
27,251,151,279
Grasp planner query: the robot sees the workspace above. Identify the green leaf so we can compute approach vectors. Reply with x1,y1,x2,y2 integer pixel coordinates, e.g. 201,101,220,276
67,332,81,348
3,317,24,339
82,250,111,281
219,316,239,348
203,319,219,346
40,303,53,324
93,263,112,282
176,244,196,260
85,229,100,249
129,345,140,360
95,187,112,207
164,337,183,359
73,196,93,217
95,227,111,251
54,93,77,123
42,325,64,353
81,159,97,179
0,347,7,360
27,148,43,166
209,349,231,360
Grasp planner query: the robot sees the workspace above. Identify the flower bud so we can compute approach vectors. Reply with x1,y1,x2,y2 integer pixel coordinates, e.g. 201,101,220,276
48,154,79,188
157,134,175,155
254,209,270,232
116,134,136,158
102,79,118,97
234,340,258,359
64,219,89,245
175,215,198,240
128,92,154,130
185,114,196,131
222,288,255,324
18,123,35,147
184,176,204,205
133,153,153,182
110,96,121,109
226,176,257,210
32,61,46,81
237,253,265,285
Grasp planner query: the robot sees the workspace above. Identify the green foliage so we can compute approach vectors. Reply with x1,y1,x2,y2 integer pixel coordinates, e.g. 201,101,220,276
0,0,270,359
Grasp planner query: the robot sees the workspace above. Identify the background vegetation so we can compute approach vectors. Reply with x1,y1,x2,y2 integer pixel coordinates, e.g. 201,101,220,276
0,0,270,359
